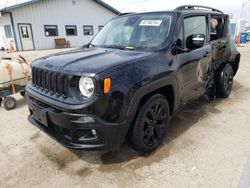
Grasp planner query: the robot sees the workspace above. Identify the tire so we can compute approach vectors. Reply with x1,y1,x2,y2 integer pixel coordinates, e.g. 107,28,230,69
0,98,2,105
128,94,170,154
3,96,17,111
20,91,25,97
216,63,234,98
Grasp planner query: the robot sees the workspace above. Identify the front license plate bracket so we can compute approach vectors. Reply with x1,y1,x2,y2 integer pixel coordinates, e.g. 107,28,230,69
33,105,48,127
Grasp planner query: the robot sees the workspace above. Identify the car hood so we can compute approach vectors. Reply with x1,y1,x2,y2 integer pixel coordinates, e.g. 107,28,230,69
32,47,156,76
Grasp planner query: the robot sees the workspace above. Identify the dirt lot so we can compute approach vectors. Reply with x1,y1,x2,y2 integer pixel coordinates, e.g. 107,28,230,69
0,46,250,188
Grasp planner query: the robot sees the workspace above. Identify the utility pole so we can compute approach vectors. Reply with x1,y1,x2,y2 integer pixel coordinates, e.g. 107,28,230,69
240,0,250,18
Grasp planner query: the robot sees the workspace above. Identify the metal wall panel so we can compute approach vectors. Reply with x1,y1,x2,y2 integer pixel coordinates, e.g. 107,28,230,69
0,14,16,50
11,0,116,50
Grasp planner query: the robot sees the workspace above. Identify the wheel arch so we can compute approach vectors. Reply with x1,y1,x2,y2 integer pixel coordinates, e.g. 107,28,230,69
216,53,240,76
230,53,240,76
126,76,178,121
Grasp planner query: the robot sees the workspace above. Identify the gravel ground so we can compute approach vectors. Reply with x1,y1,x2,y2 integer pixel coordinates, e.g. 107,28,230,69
0,45,250,188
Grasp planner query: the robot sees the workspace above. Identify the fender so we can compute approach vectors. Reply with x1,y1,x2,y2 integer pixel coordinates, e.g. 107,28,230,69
126,75,179,120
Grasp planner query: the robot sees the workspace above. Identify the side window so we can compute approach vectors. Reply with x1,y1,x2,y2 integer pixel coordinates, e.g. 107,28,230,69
183,16,207,46
210,16,225,41
177,24,184,48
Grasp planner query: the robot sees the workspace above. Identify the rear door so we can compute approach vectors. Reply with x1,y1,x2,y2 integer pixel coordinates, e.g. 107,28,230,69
209,15,229,62
175,15,213,104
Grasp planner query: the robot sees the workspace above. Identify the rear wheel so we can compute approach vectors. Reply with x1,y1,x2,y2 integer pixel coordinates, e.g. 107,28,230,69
128,94,170,153
3,96,17,110
216,63,234,98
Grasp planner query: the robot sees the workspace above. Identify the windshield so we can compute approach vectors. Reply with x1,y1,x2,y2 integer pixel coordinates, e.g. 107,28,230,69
91,13,173,50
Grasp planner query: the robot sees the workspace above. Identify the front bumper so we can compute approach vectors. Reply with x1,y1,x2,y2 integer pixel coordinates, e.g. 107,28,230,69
26,95,122,150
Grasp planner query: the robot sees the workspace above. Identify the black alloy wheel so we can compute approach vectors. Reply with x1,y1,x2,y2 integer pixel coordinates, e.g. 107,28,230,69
217,63,234,98
128,94,170,153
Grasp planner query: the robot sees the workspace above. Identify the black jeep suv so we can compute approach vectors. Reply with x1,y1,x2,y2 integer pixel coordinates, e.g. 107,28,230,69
26,5,240,153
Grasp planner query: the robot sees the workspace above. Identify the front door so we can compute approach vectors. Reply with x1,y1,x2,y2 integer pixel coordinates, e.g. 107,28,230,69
176,15,212,104
18,24,34,50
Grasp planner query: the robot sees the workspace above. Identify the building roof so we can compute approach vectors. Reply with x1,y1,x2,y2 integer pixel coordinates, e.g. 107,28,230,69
0,0,120,14
0,0,40,11
93,0,120,14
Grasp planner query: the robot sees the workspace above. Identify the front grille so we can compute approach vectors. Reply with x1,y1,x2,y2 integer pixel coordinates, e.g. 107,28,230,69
32,67,69,98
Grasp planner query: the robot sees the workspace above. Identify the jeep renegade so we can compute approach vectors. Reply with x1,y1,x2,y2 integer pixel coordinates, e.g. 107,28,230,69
26,5,240,153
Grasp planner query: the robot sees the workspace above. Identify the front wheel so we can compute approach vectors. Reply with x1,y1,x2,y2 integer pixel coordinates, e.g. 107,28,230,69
128,94,170,154
216,63,234,98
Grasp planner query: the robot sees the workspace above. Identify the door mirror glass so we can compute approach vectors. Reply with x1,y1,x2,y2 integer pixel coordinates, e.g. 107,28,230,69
186,34,205,49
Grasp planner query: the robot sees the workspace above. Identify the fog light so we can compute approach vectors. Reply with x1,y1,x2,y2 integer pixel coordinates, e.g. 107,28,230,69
77,129,98,142
91,129,97,136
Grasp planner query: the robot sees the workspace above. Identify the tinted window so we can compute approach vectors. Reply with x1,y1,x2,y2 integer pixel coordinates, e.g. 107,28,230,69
91,14,173,50
184,16,207,45
177,24,184,48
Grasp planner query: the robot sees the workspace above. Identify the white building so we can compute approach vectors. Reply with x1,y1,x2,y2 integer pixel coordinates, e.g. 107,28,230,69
0,0,120,51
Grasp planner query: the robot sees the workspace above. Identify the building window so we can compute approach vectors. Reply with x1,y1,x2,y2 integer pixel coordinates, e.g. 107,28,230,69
20,26,29,38
83,25,94,35
44,25,58,37
65,25,77,36
4,25,12,38
98,25,104,31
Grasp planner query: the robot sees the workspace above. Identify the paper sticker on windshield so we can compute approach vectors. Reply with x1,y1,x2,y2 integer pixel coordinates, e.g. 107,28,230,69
139,20,162,26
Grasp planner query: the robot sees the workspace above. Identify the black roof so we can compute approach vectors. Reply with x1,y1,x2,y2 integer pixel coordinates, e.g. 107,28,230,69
174,5,223,14
119,5,224,17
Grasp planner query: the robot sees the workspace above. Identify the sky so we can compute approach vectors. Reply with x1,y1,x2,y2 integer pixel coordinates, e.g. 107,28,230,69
0,0,249,25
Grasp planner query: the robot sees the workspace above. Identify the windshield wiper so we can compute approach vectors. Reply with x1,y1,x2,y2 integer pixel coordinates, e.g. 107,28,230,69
82,43,95,48
89,43,95,47
101,45,126,50
84,44,136,50
101,45,137,50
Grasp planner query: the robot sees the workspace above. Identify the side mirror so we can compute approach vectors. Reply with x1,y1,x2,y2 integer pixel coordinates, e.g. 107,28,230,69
171,39,191,55
186,34,205,50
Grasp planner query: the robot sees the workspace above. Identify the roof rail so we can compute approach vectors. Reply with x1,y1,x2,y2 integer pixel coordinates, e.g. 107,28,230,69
174,5,223,14
118,12,136,16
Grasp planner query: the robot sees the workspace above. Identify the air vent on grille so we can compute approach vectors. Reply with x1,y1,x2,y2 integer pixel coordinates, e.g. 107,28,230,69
32,67,69,98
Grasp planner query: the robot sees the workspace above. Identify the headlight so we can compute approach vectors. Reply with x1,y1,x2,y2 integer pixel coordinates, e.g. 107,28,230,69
79,76,95,98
